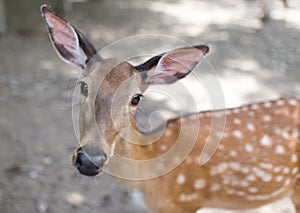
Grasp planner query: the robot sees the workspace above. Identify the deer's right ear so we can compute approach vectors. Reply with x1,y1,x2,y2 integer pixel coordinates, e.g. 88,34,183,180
135,45,209,85
41,4,97,69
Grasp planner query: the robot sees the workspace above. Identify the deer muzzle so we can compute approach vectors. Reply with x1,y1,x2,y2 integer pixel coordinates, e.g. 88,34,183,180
72,145,107,176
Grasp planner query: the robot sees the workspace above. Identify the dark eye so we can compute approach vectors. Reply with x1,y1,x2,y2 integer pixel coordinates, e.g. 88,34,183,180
80,82,88,97
131,94,143,106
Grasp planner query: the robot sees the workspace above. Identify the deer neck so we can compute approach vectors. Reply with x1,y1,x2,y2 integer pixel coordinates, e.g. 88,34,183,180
112,113,206,161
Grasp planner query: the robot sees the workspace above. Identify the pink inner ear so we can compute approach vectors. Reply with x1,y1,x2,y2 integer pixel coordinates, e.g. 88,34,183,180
43,9,86,68
146,47,206,84
44,11,78,48
158,48,204,74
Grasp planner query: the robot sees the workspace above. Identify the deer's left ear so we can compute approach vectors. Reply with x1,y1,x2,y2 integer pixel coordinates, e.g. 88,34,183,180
135,45,209,84
41,4,97,70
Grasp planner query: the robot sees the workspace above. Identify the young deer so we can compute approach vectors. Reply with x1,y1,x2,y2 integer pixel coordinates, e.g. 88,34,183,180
41,5,300,213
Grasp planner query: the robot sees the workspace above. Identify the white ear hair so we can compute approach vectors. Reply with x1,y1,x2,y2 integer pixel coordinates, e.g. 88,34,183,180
41,4,97,69
143,45,209,84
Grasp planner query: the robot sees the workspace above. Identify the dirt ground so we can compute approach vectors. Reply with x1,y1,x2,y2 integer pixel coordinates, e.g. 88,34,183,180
1,0,300,213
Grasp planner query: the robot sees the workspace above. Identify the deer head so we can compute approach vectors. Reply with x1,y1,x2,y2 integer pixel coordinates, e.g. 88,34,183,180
41,5,209,177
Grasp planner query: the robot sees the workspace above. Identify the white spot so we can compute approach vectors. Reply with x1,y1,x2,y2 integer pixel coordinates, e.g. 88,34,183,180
205,112,211,117
240,180,250,187
262,173,272,182
288,99,297,106
225,110,231,115
241,167,250,174
284,178,291,186
160,145,167,151
230,150,237,157
282,131,289,139
210,183,221,192
248,187,258,193
274,166,281,173
263,102,272,108
242,106,249,112
164,130,172,137
194,179,206,189
147,144,154,150
222,178,230,185
252,167,270,179
186,193,198,201
246,174,257,182
245,144,253,152
179,193,199,202
259,162,273,170
276,99,285,106
251,104,259,110
283,167,290,174
218,144,224,150
292,128,299,139
263,115,272,122
291,154,298,163
185,156,192,164
216,132,228,139
174,157,181,164
246,184,287,201
273,128,282,135
215,131,227,139
275,175,284,182
260,135,272,146
248,111,255,117
246,123,255,131
216,163,228,174
179,194,186,202
226,189,235,195
176,174,186,184
229,162,241,171
209,167,218,176
233,118,241,125
232,130,243,139
230,179,240,186
236,191,246,196
275,145,285,155
292,167,299,175
213,111,225,118
233,108,241,114
194,156,201,163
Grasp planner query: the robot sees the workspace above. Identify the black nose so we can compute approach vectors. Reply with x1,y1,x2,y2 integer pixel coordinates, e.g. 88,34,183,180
74,146,107,176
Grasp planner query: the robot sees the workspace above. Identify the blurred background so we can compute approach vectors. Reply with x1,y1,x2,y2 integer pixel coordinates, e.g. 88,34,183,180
0,0,299,212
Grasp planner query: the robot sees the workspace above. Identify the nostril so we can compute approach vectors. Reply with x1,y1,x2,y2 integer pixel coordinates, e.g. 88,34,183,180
74,147,107,176
75,151,88,168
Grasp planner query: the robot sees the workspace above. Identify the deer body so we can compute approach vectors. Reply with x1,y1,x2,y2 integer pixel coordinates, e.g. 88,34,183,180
132,98,300,212
41,5,300,212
